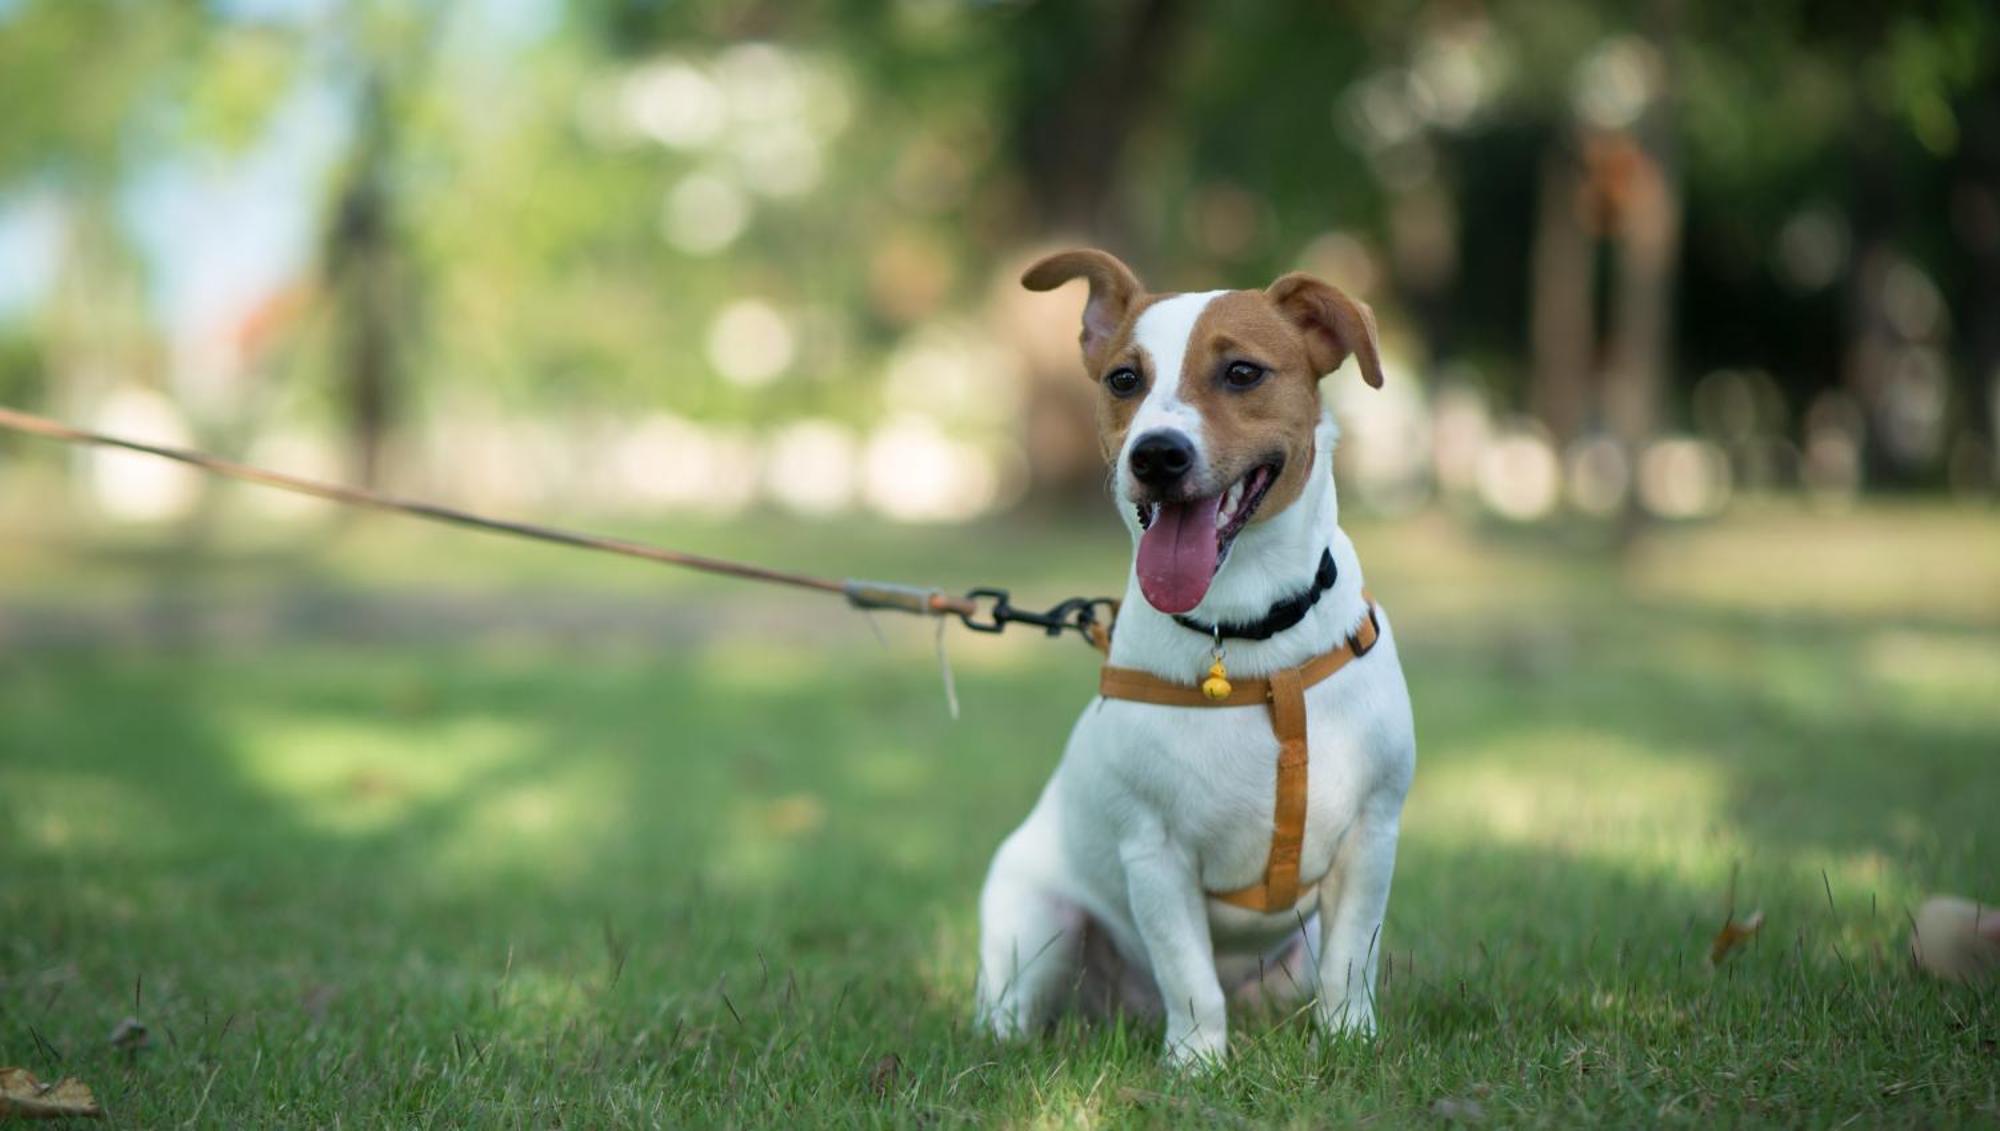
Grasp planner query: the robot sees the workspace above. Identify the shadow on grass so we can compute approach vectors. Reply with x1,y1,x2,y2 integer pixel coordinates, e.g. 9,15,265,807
1401,596,1998,889
2,593,1996,1123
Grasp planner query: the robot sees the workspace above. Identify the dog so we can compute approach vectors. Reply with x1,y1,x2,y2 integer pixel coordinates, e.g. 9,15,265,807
974,249,1416,1068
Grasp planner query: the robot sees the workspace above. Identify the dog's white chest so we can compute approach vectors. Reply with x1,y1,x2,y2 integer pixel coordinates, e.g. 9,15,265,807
1062,631,1411,915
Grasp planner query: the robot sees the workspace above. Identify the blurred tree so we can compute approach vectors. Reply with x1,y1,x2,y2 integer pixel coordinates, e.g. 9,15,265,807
0,0,204,431
324,73,416,487
0,0,306,484
2,0,1994,512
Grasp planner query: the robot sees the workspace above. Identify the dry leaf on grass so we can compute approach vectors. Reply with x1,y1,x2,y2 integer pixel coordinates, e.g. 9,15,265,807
1709,909,1766,965
0,1067,104,1121
1709,862,1765,966
867,1053,903,1098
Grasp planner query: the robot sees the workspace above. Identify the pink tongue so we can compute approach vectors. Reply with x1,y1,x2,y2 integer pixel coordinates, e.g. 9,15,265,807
1136,495,1222,614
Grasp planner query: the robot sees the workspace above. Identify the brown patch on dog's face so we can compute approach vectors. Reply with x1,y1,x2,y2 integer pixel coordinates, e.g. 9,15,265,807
1022,248,1383,524
1161,290,1327,518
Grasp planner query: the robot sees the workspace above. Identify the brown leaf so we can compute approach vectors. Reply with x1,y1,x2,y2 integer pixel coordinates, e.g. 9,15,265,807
1709,909,1765,966
345,769,403,799
867,1053,903,1099
761,795,826,837
0,1067,105,1120
1709,863,1765,967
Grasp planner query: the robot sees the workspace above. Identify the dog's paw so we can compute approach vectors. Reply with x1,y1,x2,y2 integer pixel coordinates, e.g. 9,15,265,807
974,1003,1031,1043
1160,1031,1228,1073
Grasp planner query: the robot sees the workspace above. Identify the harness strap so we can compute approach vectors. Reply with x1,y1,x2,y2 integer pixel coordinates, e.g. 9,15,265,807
1257,664,1310,908
1097,601,1381,913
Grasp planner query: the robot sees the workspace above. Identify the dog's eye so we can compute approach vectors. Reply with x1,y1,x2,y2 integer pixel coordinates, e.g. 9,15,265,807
1104,367,1143,397
1223,361,1266,390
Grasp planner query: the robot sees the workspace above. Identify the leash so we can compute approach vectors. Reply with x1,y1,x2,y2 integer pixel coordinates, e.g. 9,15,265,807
0,405,1118,652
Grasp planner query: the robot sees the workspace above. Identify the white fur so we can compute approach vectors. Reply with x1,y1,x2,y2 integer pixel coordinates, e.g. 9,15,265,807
974,408,1416,1069
1116,291,1226,498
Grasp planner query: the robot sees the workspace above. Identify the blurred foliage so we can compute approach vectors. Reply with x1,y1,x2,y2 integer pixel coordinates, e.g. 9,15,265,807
0,330,43,408
0,0,1994,490
0,0,204,180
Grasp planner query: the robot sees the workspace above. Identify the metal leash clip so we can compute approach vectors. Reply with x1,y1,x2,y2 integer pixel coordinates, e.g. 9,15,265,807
959,589,1117,647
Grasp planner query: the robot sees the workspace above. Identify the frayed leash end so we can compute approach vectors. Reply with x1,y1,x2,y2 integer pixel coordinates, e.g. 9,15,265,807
934,615,960,721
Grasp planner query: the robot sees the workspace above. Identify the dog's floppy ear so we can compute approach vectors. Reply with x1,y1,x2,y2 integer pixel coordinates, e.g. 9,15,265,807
1021,248,1143,360
1265,272,1384,389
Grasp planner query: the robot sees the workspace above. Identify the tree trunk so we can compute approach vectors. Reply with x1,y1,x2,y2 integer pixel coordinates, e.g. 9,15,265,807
1016,0,1188,242
1529,145,1596,446
1603,3,1683,537
1948,75,2000,490
325,77,404,488
1008,0,1191,504
1601,140,1681,471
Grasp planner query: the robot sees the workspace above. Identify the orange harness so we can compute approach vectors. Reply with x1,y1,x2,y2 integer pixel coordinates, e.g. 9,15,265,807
1096,603,1382,913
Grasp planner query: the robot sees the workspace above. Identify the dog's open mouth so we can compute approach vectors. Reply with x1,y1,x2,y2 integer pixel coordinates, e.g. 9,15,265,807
1133,460,1280,615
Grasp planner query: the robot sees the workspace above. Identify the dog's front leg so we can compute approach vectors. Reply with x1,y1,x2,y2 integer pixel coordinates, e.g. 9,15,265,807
1314,805,1401,1039
1121,838,1229,1069
975,827,1082,1040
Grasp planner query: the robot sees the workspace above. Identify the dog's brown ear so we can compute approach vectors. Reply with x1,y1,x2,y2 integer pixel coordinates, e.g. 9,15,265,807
1021,248,1143,360
1265,272,1384,389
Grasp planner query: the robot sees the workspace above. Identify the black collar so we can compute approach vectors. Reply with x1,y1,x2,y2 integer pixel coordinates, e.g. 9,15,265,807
1173,549,1338,642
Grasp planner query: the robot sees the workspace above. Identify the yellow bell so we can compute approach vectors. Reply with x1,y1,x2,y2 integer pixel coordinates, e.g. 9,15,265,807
1201,659,1232,700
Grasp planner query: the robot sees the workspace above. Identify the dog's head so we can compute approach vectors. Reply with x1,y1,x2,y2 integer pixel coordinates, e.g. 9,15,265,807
1023,248,1383,615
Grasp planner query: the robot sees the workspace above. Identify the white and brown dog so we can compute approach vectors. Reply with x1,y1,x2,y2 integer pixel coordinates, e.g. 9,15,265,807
975,249,1416,1068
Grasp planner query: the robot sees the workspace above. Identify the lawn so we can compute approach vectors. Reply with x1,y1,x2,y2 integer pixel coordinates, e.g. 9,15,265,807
2,501,1997,1126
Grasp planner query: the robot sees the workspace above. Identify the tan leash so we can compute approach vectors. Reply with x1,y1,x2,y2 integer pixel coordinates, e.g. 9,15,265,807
3,403,1382,887
0,405,1117,645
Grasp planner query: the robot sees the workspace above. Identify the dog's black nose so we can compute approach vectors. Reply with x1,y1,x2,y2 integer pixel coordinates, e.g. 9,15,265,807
1129,430,1195,489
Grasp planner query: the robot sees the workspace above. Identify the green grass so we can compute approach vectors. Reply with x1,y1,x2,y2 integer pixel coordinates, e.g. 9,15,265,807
3,502,1998,1126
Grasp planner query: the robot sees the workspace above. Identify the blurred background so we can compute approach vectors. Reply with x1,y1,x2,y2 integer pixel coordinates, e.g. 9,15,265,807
3,4,1998,1122
1,0,1996,529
